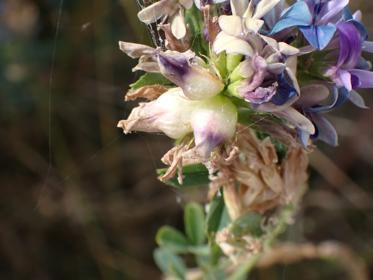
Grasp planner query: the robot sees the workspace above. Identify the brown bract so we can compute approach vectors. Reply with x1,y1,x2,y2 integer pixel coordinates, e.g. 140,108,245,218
202,5,220,43
159,140,202,184
125,85,169,101
160,23,191,52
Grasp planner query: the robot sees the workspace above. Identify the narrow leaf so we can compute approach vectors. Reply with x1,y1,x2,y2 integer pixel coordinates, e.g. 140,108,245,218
206,192,231,234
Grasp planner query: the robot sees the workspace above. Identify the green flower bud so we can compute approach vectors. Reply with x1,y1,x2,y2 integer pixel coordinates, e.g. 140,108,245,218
227,54,243,73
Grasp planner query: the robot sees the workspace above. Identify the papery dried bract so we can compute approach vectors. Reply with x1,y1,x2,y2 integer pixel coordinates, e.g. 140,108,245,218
125,85,169,101
160,23,191,52
210,126,308,218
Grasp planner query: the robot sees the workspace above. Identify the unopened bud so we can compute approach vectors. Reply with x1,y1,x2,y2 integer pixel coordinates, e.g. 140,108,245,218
227,53,243,73
191,95,238,157
230,59,255,82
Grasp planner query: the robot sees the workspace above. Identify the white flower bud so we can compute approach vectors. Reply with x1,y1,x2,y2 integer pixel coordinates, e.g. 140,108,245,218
191,95,238,157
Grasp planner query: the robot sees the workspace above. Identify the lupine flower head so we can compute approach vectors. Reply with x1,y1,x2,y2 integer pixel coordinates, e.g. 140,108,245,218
119,0,373,164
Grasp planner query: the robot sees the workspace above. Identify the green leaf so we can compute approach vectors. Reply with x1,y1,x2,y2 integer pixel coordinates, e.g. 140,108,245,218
157,164,210,188
156,226,189,252
154,248,186,279
206,192,231,234
184,203,206,246
231,212,264,237
130,73,172,90
186,245,210,256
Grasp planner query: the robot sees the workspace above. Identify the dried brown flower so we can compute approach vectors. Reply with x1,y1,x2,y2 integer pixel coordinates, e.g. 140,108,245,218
159,23,191,52
125,85,169,101
157,122,309,219
210,125,309,218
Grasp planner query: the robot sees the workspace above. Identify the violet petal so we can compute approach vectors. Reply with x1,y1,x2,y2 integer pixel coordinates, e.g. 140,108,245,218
317,0,348,25
349,69,373,88
310,113,339,147
349,90,369,109
244,86,277,104
336,22,362,69
271,72,298,106
308,87,349,113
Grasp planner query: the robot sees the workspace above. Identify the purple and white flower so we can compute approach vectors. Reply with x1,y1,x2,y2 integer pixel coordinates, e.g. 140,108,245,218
119,41,224,100
118,87,237,157
325,21,373,108
118,0,372,154
157,51,225,100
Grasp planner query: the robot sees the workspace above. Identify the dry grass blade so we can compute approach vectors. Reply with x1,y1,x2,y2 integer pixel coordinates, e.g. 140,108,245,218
258,242,369,280
310,149,373,209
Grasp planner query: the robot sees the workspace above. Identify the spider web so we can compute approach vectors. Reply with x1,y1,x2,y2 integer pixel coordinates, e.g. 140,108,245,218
39,0,164,201
38,0,65,207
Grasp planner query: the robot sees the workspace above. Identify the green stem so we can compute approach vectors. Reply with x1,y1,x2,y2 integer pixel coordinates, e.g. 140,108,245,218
228,204,297,280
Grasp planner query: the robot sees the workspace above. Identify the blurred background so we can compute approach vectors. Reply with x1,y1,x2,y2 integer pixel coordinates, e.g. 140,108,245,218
0,0,372,279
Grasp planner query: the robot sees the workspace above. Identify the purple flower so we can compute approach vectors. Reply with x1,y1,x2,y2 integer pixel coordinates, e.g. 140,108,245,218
271,0,349,50
271,71,299,106
244,86,277,104
255,68,301,112
229,57,299,107
238,56,270,104
336,22,362,70
325,22,373,108
295,85,339,147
